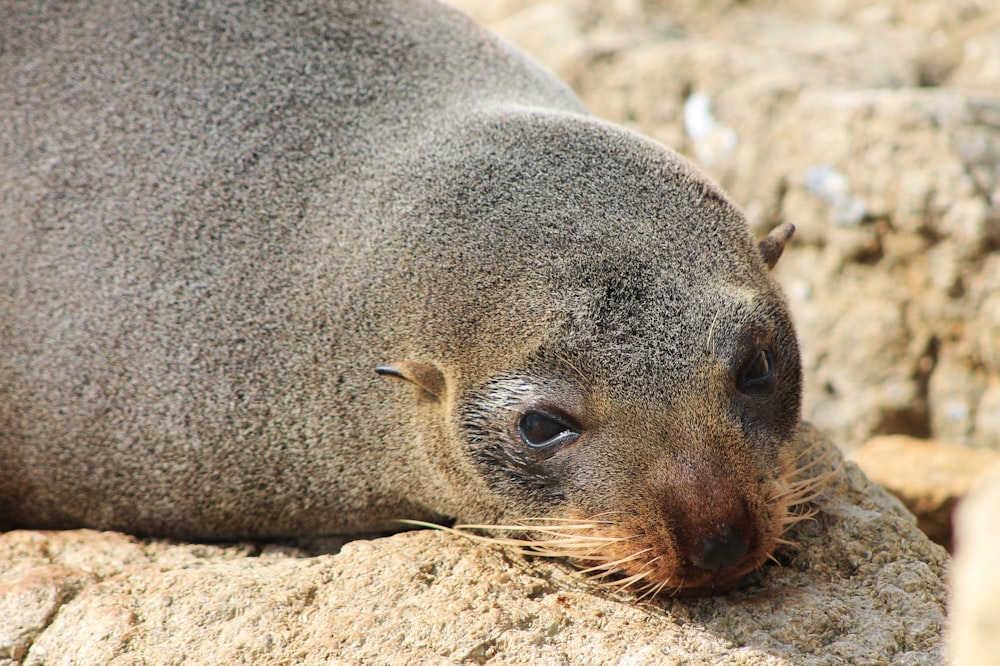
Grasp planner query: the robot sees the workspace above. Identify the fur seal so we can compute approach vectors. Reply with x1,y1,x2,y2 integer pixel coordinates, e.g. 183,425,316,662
0,0,818,595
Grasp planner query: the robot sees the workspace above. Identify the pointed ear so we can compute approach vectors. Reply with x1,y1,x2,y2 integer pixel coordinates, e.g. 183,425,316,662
757,223,795,270
375,361,446,400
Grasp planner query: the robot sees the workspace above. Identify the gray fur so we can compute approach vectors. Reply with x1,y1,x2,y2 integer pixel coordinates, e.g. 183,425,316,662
1,0,800,584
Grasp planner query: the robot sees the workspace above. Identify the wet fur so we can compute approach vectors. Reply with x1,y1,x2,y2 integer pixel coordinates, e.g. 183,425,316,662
1,0,812,594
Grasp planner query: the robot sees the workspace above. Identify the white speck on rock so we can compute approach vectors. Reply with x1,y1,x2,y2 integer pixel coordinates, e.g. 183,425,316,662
684,92,738,166
803,165,869,226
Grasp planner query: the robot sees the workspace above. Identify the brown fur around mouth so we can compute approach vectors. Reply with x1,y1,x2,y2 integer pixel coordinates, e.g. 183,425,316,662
400,439,838,598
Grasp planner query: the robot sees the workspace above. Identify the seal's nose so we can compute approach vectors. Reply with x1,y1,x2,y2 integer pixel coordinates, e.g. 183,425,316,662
689,527,749,572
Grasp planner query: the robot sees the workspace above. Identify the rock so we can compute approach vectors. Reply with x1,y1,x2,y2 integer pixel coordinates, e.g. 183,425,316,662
0,565,95,663
849,434,1000,549
949,462,1000,666
2,426,948,664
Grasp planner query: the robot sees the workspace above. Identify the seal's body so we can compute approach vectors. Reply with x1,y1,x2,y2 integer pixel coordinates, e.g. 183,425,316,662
1,0,804,593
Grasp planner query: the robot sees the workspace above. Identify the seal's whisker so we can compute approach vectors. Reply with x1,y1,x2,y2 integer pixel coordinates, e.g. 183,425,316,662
580,555,646,581
779,482,831,515
781,497,822,515
638,572,675,601
396,519,656,567
752,443,836,570
668,577,688,596
498,538,628,559
706,308,722,353
498,520,624,534
633,579,661,601
786,456,831,479
398,519,610,538
612,569,653,591
518,533,634,550
578,552,649,576
585,567,630,582
589,565,650,589
649,578,673,598
780,506,820,526
553,351,595,392
581,510,636,522
771,441,839,537
454,523,623,541
577,547,653,575
784,468,834,496
516,517,618,526
782,446,830,474
522,544,628,561
773,438,838,483
642,553,664,570
789,484,830,507
649,576,674,599
783,488,825,508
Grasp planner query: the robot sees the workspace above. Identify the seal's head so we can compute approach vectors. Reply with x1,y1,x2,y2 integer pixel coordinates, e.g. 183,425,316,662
376,110,824,596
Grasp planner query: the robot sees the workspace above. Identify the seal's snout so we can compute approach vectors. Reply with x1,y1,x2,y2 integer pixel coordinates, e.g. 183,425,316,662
689,527,750,573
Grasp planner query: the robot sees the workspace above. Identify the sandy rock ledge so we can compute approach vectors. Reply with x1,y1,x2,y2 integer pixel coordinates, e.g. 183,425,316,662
0,425,947,665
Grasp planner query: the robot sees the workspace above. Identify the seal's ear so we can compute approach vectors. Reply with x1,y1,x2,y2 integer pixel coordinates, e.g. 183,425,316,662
757,223,796,270
376,361,446,400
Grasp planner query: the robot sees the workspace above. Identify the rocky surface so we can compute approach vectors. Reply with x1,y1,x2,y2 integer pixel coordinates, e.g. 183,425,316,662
453,0,1000,454
1,426,948,665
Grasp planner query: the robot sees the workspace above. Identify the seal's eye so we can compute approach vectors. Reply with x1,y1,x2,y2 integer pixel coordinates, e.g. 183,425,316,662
518,411,579,452
738,349,775,393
